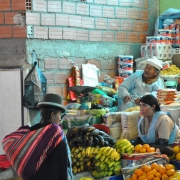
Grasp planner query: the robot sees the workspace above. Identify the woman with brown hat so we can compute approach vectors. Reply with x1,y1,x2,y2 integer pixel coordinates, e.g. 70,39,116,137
2,93,72,180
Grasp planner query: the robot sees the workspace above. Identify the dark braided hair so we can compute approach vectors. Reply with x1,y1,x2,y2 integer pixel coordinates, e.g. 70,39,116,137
40,107,60,123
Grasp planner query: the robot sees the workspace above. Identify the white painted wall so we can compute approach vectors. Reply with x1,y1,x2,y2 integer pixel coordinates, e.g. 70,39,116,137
0,69,22,154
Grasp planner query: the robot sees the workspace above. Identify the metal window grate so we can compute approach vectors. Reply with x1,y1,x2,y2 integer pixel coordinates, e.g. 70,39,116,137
26,0,32,10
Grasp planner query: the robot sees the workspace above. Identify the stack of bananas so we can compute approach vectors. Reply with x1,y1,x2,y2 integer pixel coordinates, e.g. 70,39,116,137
71,146,100,174
115,139,134,154
92,146,121,179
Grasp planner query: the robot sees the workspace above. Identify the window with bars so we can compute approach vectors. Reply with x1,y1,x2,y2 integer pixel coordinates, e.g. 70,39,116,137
26,0,32,10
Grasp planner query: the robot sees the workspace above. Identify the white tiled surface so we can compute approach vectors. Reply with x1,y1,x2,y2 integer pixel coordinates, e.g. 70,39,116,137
34,26,48,39
63,2,75,14
41,13,55,26
26,12,40,25
76,3,89,16
69,15,81,27
33,0,47,12
63,28,76,40
48,1,61,13
0,69,22,154
49,27,62,39
56,14,69,26
82,17,94,29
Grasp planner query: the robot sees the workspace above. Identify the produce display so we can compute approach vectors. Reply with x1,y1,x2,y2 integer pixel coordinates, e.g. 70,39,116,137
71,145,121,178
126,163,177,180
172,145,180,161
66,124,115,148
134,144,156,153
115,138,135,154
160,65,180,76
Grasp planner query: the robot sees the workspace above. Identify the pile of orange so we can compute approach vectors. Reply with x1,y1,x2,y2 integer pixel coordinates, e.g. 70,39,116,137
126,163,176,180
134,144,155,153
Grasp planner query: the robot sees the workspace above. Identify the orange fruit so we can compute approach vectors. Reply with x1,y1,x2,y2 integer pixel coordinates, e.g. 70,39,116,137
161,173,168,180
150,147,155,152
134,168,141,174
141,164,148,171
126,178,131,180
144,166,152,173
136,169,143,177
132,173,138,180
165,164,174,170
154,177,160,180
173,146,180,153
161,174,169,180
139,147,146,153
147,169,157,176
143,144,150,149
147,174,154,180
138,175,146,180
146,147,153,152
155,172,162,178
151,163,159,171
135,144,143,152
176,153,180,161
159,165,167,174
166,169,175,176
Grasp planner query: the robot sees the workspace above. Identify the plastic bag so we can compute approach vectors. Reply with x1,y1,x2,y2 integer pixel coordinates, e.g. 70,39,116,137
120,111,140,140
82,63,100,87
23,52,47,109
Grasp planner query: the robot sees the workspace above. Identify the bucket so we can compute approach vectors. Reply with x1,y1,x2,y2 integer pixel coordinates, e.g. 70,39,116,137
160,104,180,126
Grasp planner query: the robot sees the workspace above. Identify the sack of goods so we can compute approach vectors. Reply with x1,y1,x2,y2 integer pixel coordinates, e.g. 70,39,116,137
157,89,178,105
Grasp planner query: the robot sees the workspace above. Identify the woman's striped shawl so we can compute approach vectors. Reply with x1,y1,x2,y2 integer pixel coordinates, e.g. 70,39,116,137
2,123,64,180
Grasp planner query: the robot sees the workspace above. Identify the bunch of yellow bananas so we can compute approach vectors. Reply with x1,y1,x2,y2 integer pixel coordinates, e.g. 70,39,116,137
71,146,100,174
92,146,121,178
115,138,134,154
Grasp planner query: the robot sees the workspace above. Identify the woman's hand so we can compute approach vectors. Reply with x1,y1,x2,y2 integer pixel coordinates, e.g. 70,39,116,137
123,96,132,103
134,98,140,105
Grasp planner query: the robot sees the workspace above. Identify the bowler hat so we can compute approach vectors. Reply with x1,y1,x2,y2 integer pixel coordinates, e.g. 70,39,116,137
38,93,66,113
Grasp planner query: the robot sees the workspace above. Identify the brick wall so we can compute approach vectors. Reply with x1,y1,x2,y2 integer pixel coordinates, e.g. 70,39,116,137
25,0,151,105
0,0,26,38
26,0,148,43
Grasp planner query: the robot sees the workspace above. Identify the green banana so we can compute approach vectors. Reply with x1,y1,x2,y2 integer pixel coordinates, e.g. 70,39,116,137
89,147,95,157
125,145,134,152
106,147,114,156
120,142,132,150
85,147,91,157
77,151,82,159
72,166,78,174
101,146,111,155
93,146,100,155
81,147,86,158
115,138,129,146
108,161,115,168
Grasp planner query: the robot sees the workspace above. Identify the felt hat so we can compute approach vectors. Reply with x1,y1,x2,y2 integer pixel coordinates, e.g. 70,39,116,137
38,93,66,113
146,56,162,70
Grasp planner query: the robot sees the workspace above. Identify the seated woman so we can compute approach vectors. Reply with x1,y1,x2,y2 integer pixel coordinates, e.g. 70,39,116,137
118,57,165,111
2,93,73,180
136,94,180,148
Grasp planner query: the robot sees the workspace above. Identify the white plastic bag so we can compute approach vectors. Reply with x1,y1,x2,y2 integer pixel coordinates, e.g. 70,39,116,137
82,63,100,87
